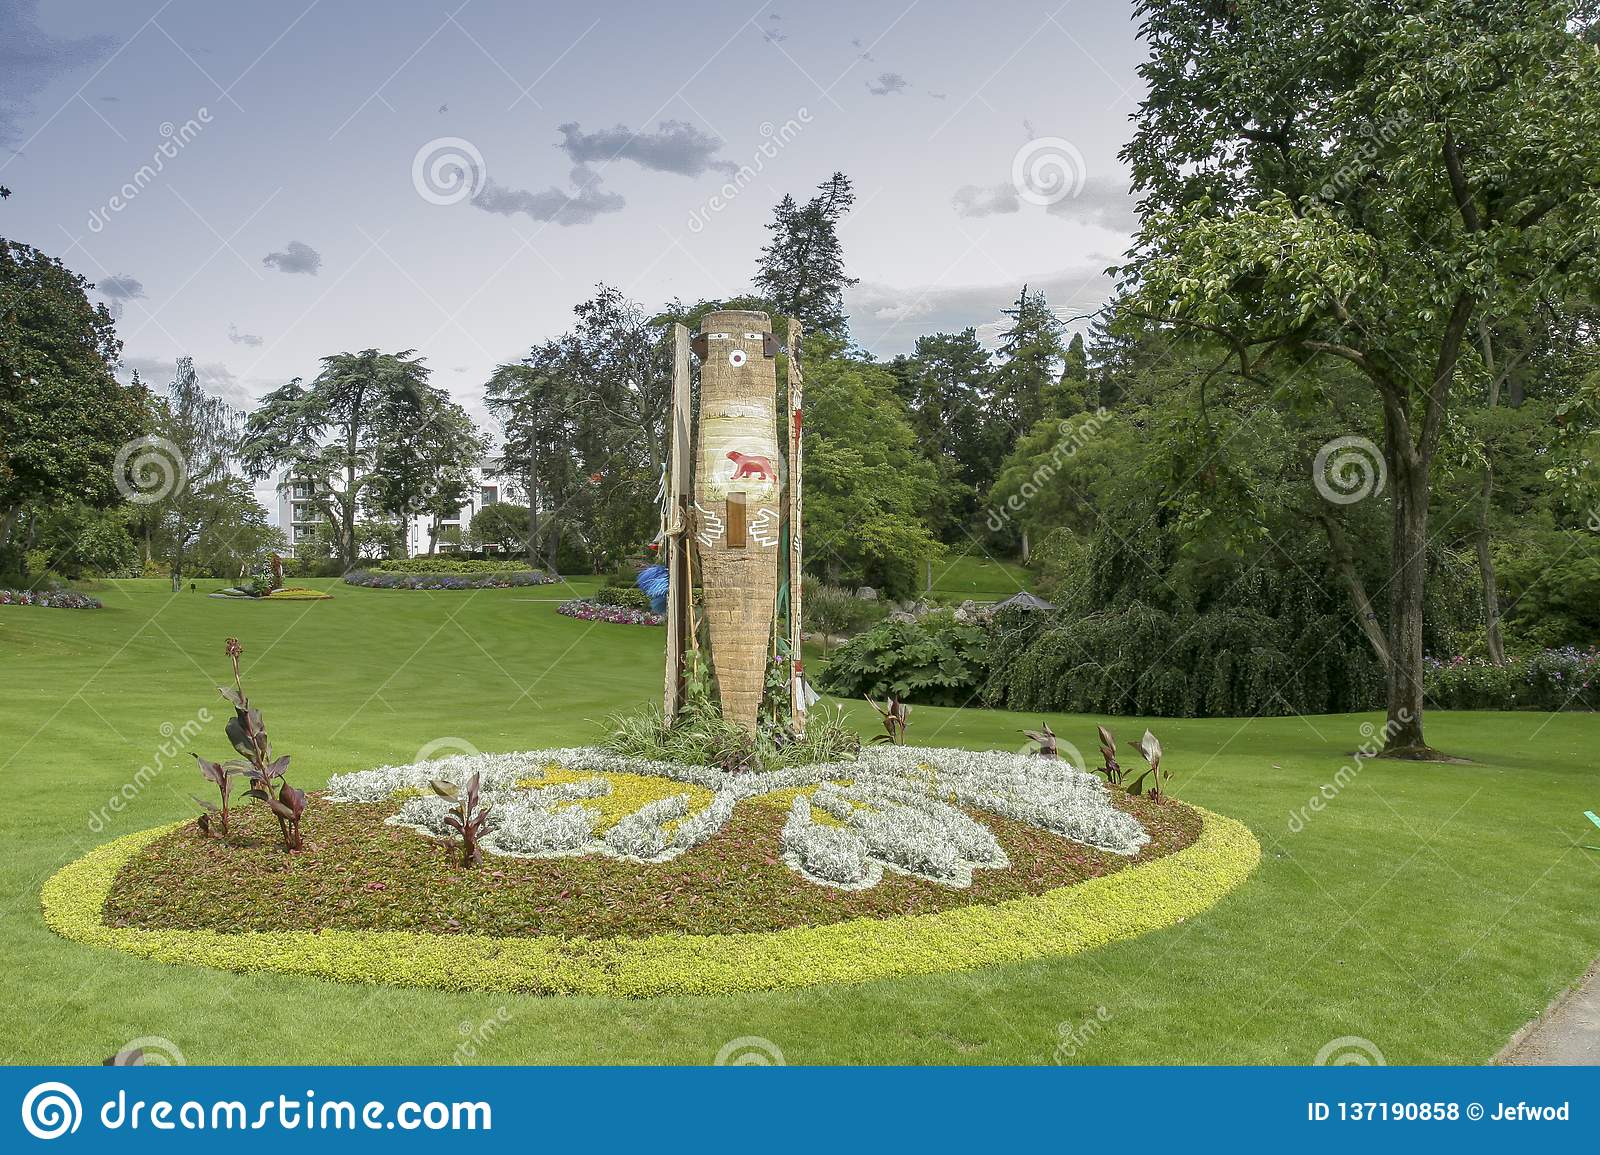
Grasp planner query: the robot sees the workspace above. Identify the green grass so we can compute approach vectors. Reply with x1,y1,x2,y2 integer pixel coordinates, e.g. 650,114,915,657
923,553,1033,604
3,578,1598,1064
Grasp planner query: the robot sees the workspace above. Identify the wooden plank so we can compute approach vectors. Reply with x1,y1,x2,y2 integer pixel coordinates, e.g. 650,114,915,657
726,492,747,548
663,323,693,722
787,318,806,734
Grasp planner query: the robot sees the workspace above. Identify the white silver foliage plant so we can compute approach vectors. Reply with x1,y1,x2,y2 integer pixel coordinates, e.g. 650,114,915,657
328,743,1149,886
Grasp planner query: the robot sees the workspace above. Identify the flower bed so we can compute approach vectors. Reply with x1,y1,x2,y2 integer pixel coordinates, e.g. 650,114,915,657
345,569,556,591
211,585,332,601
0,588,101,609
1424,647,1600,711
556,598,663,626
369,557,541,576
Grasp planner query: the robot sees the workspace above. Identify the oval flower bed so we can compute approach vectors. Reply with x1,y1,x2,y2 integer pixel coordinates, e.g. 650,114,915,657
211,585,333,600
345,569,557,591
1,588,102,609
44,747,1258,997
556,598,664,626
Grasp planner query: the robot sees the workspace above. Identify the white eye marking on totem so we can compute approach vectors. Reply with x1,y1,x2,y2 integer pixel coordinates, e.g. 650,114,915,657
707,332,732,341
728,349,748,368
743,331,764,340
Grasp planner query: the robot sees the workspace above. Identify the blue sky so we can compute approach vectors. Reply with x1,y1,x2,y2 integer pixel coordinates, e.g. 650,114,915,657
2,0,1145,437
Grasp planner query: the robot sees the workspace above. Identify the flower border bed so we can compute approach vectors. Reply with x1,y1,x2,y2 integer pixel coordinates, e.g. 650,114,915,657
42,806,1257,997
556,598,664,626
345,570,557,591
1,589,101,609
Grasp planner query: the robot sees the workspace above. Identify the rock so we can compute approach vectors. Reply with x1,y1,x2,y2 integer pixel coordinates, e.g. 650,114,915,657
953,599,989,625
887,610,918,624
854,586,878,600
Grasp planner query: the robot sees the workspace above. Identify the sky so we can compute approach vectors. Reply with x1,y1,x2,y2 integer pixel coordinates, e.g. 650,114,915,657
1,0,1147,500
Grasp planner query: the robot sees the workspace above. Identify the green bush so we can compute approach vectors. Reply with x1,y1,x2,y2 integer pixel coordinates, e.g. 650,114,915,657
1497,532,1600,650
371,556,533,575
818,612,990,707
802,577,888,639
1424,648,1600,711
594,584,651,611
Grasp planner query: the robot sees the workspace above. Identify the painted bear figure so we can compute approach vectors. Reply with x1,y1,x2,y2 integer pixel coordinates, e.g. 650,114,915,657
727,450,776,482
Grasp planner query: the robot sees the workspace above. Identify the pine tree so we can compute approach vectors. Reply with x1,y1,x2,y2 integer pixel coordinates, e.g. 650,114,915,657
993,285,1066,434
754,172,859,337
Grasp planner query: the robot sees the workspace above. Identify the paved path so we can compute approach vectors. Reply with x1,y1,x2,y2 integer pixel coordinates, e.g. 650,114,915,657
1498,958,1600,1065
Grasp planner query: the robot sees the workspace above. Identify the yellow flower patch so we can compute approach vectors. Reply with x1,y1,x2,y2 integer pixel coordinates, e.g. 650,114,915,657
42,808,1259,998
516,764,714,834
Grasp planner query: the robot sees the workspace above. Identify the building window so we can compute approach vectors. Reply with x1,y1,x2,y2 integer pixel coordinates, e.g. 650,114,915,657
480,485,498,507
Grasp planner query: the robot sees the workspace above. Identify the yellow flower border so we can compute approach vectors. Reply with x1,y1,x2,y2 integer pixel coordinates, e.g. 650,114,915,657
41,807,1259,998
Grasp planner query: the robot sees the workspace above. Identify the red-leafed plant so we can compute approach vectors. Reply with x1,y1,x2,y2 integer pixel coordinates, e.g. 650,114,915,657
1092,724,1125,786
1128,730,1167,801
867,694,911,745
431,772,492,866
191,756,234,837
1022,721,1059,758
195,637,305,850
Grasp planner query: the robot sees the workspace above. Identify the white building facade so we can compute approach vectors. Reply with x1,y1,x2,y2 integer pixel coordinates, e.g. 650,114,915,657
275,462,513,559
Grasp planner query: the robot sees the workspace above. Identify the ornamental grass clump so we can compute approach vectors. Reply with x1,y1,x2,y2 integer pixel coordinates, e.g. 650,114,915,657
191,637,305,849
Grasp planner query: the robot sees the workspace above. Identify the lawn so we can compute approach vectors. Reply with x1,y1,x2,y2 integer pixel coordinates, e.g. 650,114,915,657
3,578,1597,1064
922,553,1033,604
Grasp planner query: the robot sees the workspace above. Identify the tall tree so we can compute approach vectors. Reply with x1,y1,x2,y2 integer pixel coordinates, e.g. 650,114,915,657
755,172,859,338
1123,0,1600,754
148,357,242,590
993,285,1067,435
0,239,145,564
240,349,446,566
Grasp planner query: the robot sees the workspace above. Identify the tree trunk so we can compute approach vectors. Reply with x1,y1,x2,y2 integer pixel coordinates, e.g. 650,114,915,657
1476,464,1506,665
1317,511,1390,670
1382,445,1430,754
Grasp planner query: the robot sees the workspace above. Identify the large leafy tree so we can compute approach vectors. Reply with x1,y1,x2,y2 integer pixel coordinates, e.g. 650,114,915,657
241,349,452,565
1122,0,1600,754
992,285,1067,436
146,357,243,590
0,239,145,562
755,172,859,338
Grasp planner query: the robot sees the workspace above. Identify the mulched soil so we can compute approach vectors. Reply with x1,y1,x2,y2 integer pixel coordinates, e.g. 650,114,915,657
103,791,1201,940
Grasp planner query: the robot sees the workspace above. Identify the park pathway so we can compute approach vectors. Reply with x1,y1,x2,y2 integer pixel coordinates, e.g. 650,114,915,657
1497,958,1600,1065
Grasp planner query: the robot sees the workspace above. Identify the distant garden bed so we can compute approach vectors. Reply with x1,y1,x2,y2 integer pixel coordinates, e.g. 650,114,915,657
1424,648,1599,711
368,557,541,576
557,598,663,626
0,588,101,609
211,585,332,601
345,569,556,591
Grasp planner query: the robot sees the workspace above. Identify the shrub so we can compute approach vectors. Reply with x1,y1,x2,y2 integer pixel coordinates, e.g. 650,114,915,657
818,612,989,707
1424,648,1600,711
802,577,888,642
370,556,534,575
344,569,554,590
0,588,102,609
593,584,651,611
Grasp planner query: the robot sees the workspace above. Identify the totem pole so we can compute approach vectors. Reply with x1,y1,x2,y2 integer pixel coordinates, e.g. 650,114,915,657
660,311,807,735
